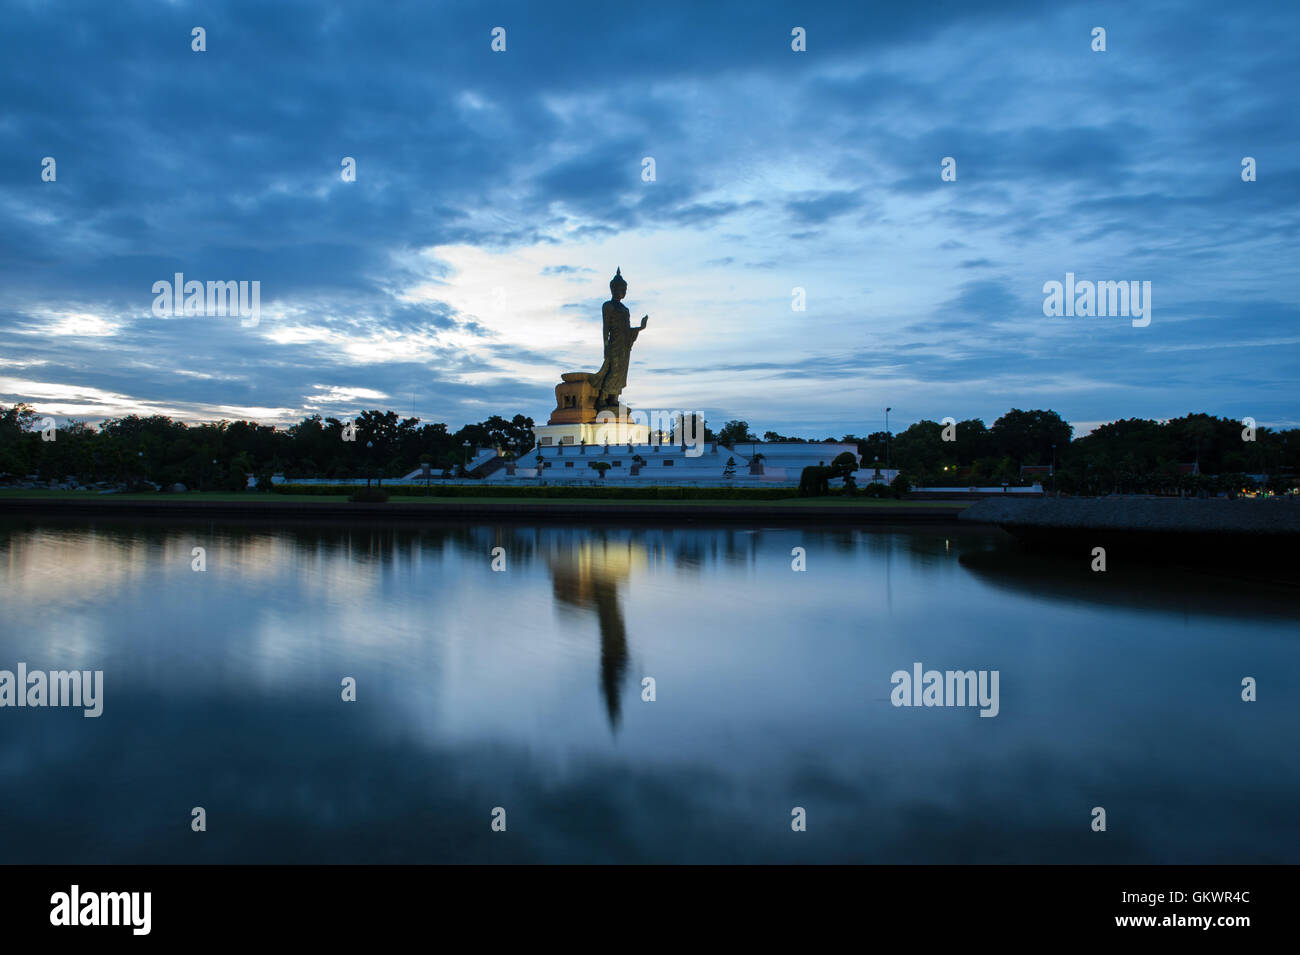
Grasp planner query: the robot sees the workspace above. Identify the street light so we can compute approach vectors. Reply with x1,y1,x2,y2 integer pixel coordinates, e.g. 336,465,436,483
462,440,471,475
366,440,374,488
1051,443,1057,495
885,407,892,470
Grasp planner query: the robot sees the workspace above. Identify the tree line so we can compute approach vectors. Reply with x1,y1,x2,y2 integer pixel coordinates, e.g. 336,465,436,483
3,403,1296,494
0,405,535,489
716,409,1297,494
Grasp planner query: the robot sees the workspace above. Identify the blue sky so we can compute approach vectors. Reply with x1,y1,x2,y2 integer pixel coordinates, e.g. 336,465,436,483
1,0,1296,438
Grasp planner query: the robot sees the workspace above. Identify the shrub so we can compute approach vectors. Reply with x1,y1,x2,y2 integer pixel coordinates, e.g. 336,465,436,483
348,487,389,503
1266,474,1293,494
798,466,831,496
890,473,912,498
273,483,801,501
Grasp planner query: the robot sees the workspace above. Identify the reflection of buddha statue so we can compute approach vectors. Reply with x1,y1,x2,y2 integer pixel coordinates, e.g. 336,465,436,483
548,538,642,731
588,268,648,409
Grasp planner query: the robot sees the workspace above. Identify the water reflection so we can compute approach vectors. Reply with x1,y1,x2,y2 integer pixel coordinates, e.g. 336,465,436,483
546,536,642,731
1,518,1296,863
959,544,1300,621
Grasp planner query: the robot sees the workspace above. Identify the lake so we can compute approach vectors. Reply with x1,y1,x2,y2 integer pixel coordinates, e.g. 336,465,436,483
1,517,1296,863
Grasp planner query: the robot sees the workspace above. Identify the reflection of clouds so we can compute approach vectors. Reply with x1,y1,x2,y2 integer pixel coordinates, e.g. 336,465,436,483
0,527,384,606
35,614,105,665
1,528,144,602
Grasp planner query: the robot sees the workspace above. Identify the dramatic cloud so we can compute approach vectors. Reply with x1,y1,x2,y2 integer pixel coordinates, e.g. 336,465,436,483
0,0,1296,436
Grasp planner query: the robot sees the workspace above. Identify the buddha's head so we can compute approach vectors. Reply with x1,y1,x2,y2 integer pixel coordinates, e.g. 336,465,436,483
609,267,627,301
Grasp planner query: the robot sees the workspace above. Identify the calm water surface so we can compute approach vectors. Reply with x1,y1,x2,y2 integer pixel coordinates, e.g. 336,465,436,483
1,518,1296,863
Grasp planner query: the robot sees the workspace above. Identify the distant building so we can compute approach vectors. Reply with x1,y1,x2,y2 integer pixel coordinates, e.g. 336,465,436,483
505,439,860,486
285,443,883,489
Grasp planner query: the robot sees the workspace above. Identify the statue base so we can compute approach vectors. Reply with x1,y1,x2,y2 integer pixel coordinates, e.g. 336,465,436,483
548,372,601,424
533,420,650,449
540,371,652,447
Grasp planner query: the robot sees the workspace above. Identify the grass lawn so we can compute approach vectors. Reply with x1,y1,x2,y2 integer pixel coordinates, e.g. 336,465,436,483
0,489,351,503
0,488,968,508
393,496,967,508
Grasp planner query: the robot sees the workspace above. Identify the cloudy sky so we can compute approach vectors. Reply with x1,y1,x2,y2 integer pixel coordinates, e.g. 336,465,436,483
1,0,1296,438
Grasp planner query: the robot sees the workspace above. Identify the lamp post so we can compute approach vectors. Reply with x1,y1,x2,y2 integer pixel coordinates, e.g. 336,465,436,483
885,407,891,470
1051,443,1057,495
366,440,374,488
462,440,471,475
